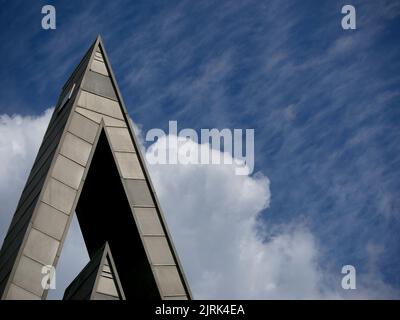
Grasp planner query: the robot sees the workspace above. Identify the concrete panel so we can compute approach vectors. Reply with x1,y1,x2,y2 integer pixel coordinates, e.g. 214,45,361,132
23,228,59,266
60,132,92,166
134,207,164,236
115,152,144,179
13,255,45,297
153,266,186,297
68,112,99,144
96,276,118,297
77,90,123,119
94,51,103,60
124,180,154,207
92,292,119,300
164,296,188,300
94,54,104,62
94,57,104,63
106,127,135,152
33,202,68,240
91,59,109,76
82,71,117,100
6,284,41,300
143,236,175,265
42,178,76,214
103,265,111,273
52,155,84,190
75,107,126,127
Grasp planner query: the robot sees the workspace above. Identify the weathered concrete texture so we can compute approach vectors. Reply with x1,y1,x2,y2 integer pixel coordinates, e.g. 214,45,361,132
51,154,85,190
0,36,191,300
90,50,109,76
6,284,41,300
75,107,127,127
153,266,187,298
143,236,175,265
33,202,68,240
42,178,77,214
77,90,123,119
12,255,45,296
60,132,92,166
0,39,96,299
90,59,109,76
67,112,99,144
115,152,145,179
82,71,117,101
134,208,165,236
124,179,155,207
106,127,135,152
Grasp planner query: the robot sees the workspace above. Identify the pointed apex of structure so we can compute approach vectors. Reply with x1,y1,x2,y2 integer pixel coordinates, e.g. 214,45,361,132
94,35,105,50
0,37,191,301
94,34,105,49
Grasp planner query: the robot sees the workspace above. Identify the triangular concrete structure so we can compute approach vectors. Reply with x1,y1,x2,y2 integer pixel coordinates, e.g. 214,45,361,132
63,242,125,300
0,36,191,300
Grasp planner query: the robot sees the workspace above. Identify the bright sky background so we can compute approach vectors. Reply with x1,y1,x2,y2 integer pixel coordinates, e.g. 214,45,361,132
0,0,399,299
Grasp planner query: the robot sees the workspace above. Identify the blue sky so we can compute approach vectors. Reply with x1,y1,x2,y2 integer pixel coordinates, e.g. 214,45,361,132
0,0,399,298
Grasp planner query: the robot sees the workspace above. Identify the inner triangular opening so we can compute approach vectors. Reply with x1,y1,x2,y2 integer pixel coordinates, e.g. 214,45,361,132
72,129,161,300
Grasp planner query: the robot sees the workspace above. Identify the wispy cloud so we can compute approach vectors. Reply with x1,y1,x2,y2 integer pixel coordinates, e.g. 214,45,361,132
0,0,399,298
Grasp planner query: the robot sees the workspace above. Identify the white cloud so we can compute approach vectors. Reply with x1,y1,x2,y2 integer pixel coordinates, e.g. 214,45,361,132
146,135,332,299
0,110,329,299
2,110,396,299
0,109,53,246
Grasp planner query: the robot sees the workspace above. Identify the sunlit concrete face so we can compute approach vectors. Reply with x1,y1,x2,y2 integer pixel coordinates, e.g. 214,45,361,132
0,37,191,300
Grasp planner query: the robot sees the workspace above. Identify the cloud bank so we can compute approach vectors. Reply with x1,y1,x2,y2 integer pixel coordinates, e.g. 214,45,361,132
0,110,328,299
0,110,397,299
0,109,53,244
146,135,329,299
